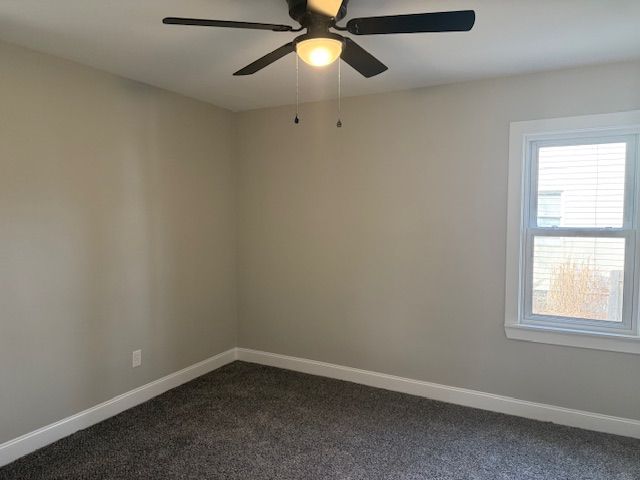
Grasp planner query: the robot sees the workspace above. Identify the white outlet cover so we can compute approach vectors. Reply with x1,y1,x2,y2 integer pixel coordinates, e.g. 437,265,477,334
132,350,142,368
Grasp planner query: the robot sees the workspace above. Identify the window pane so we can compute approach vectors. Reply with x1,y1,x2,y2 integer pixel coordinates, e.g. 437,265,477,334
532,236,624,322
536,143,627,228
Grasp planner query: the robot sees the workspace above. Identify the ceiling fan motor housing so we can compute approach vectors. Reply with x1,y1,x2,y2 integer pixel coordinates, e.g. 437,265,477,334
287,0,350,24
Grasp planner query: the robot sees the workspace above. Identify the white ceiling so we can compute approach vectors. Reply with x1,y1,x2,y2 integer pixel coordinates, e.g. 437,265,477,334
1,0,639,111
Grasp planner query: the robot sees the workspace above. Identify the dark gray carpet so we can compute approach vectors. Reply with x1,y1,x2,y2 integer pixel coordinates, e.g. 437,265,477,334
1,361,638,480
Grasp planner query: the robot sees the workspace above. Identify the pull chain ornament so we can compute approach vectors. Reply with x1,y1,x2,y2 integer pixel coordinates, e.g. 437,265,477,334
336,59,342,128
294,54,300,124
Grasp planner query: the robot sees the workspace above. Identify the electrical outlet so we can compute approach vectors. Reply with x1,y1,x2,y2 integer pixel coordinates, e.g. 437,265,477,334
132,349,142,368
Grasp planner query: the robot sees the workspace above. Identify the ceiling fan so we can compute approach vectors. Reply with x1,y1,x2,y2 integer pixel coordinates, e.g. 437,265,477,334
163,0,475,78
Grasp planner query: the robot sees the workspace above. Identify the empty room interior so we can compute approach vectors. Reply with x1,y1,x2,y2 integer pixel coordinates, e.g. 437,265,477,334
1,1,640,478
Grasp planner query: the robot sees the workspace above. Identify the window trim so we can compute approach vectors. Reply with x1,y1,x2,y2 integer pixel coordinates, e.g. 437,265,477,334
505,110,640,354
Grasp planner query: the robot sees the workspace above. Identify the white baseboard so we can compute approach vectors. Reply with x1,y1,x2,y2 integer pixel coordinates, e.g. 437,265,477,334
0,348,237,468
236,348,640,439
3,346,638,469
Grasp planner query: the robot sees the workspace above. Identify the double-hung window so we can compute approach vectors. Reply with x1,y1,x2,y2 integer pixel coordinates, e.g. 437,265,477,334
505,111,640,354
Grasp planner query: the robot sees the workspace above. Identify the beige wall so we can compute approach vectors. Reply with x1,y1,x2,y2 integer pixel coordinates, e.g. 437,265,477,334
235,61,640,421
0,41,236,443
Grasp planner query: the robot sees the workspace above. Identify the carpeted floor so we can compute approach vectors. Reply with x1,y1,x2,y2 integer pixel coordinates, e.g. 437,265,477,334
1,361,639,479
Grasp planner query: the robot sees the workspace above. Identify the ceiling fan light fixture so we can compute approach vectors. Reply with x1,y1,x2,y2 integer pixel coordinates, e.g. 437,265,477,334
165,2,475,77
296,37,343,67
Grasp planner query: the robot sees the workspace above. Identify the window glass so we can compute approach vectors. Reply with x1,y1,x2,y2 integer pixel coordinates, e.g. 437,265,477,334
536,143,627,228
531,236,625,322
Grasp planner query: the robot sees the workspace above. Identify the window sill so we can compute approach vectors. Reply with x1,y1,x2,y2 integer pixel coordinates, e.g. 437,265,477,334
505,323,640,355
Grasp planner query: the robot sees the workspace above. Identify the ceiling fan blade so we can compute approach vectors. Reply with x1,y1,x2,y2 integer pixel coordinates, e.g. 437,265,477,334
346,10,475,35
307,0,344,18
234,42,295,76
340,38,388,78
163,17,295,32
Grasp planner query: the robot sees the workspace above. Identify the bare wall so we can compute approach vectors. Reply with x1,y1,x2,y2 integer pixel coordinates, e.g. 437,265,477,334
235,61,640,421
0,41,236,443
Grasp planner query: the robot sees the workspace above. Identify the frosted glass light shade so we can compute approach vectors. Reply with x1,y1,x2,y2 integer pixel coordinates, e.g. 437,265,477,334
296,38,343,67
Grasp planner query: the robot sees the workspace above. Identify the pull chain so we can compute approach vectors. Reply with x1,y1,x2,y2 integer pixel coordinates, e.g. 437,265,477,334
336,59,342,128
294,54,300,125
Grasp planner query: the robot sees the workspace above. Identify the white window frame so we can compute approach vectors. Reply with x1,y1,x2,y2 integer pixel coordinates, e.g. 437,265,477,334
505,110,640,354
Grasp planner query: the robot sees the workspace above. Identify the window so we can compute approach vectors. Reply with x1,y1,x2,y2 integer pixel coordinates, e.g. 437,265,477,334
505,111,640,354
